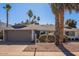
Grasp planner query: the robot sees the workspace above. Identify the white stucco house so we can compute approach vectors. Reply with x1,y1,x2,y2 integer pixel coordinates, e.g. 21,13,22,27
2,24,55,42
2,24,79,42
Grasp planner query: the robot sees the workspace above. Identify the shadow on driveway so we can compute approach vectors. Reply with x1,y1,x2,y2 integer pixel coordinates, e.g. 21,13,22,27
56,44,75,56
0,41,35,45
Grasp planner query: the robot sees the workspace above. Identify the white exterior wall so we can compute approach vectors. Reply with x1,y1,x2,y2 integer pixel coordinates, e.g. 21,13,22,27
75,31,79,38
32,30,35,41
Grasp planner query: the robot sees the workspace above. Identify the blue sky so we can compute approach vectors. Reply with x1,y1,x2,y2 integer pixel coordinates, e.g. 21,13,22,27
0,3,79,28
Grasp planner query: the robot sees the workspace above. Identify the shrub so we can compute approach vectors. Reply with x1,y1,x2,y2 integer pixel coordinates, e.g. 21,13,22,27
39,34,47,42
48,35,55,42
39,34,55,42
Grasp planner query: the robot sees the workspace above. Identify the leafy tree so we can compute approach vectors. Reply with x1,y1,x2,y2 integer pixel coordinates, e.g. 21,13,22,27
14,9,40,27
37,16,40,23
31,16,40,24
31,15,36,24
27,10,40,25
65,19,77,28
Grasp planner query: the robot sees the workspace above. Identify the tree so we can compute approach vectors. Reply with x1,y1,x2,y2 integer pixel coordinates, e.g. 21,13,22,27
50,3,79,45
25,19,31,25
25,19,29,24
37,16,40,23
31,16,40,24
3,4,11,27
65,19,77,28
27,9,33,21
31,15,36,24
21,21,24,24
27,10,40,25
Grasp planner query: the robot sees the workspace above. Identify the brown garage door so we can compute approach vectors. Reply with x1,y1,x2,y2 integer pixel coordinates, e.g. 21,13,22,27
5,30,32,42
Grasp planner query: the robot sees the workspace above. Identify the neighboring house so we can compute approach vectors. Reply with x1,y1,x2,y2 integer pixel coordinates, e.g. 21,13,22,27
64,28,79,40
0,21,14,40
0,21,13,30
3,24,79,42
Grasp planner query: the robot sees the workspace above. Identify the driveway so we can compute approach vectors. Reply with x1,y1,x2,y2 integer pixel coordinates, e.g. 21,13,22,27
0,45,31,56
0,43,64,56
0,42,79,56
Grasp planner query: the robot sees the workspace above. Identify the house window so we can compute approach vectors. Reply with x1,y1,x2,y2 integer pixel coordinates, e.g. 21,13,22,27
65,31,75,36
40,31,46,34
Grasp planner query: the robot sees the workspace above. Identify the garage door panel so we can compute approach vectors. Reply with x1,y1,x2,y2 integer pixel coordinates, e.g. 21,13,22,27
6,30,32,42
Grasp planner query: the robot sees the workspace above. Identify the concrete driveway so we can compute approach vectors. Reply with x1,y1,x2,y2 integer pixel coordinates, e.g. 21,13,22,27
0,43,65,56
0,45,35,56
0,42,79,56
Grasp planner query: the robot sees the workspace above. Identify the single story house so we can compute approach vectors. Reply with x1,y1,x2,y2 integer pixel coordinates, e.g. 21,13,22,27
3,24,79,42
64,28,79,40
3,24,55,42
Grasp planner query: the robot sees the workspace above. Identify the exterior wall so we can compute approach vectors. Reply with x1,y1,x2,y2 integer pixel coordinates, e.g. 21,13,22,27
32,30,35,41
75,31,79,38
3,29,79,42
64,31,79,39
4,30,32,42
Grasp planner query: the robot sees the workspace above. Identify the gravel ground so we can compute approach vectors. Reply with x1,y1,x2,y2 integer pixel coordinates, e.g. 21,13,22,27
63,42,79,52
23,43,61,52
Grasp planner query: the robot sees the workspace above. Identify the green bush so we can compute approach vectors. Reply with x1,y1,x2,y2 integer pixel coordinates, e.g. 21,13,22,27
39,34,47,42
48,35,55,42
39,34,55,42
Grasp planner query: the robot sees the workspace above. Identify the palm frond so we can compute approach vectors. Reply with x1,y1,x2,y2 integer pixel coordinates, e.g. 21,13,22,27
50,3,79,14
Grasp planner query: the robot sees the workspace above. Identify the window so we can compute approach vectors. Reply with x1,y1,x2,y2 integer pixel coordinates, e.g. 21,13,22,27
40,31,46,34
65,31,75,36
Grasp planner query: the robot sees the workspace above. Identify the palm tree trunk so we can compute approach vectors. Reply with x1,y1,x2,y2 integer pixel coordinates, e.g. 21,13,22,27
6,10,9,27
55,11,64,45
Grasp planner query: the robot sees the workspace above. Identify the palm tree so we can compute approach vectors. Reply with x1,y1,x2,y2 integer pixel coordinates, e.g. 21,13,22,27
3,4,11,27
50,3,79,45
27,9,33,21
